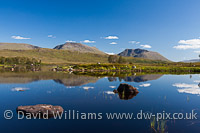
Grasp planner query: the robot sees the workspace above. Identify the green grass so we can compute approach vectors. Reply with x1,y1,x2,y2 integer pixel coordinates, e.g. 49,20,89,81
59,63,200,73
0,49,108,64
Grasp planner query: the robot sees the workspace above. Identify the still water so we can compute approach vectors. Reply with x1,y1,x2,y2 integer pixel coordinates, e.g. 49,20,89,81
0,72,200,132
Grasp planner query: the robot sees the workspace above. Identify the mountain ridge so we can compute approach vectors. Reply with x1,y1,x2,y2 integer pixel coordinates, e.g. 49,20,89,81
53,42,105,55
118,48,170,62
0,42,40,50
181,59,200,63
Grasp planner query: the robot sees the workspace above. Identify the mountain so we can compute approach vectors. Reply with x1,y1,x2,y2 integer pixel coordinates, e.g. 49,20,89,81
181,59,200,63
54,42,105,54
0,43,40,50
118,49,169,61
0,72,98,85
122,74,163,82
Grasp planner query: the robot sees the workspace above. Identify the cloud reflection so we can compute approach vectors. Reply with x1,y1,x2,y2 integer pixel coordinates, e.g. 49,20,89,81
173,83,200,95
82,86,94,90
139,83,151,87
104,91,115,95
11,87,29,92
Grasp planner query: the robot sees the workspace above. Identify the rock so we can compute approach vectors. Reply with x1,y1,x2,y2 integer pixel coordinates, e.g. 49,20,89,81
114,83,139,100
113,89,118,93
118,92,138,100
17,104,64,118
117,83,139,94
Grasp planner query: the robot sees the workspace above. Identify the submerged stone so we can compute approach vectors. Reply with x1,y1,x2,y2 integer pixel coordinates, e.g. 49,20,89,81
17,104,64,118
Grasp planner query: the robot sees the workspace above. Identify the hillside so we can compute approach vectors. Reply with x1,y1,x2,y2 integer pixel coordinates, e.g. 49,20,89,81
0,42,170,64
118,49,170,62
0,49,168,64
54,42,105,54
0,42,40,50
0,49,108,64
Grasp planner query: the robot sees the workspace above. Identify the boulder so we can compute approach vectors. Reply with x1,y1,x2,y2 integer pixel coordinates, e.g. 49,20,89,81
116,83,139,93
17,104,63,118
118,92,138,100
113,83,139,100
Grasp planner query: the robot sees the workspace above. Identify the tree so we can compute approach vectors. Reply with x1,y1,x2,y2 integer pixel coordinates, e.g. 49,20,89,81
199,54,200,61
108,55,118,63
118,56,126,64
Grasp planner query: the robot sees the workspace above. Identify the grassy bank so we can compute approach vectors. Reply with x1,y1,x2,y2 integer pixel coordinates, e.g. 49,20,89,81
0,49,108,64
58,63,200,73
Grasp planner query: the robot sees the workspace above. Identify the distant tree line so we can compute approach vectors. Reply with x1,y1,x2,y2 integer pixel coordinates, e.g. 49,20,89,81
108,55,127,63
0,57,41,65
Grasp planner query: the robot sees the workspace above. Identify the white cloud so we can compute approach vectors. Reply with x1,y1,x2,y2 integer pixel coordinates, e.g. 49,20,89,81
105,52,115,55
129,41,140,44
104,91,115,95
48,35,56,38
139,83,151,87
104,36,119,39
81,40,96,43
136,42,140,44
173,83,200,95
66,86,75,88
173,39,200,50
11,36,31,40
110,42,117,45
194,51,200,54
83,86,94,90
66,40,76,43
109,86,116,88
11,87,29,91
140,44,151,48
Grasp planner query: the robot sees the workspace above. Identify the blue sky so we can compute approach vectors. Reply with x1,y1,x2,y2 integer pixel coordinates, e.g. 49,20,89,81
1,0,200,61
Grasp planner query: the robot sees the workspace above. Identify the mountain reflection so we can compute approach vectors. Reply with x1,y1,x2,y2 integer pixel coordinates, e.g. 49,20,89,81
0,72,98,86
0,72,162,86
108,74,163,82
53,76,98,86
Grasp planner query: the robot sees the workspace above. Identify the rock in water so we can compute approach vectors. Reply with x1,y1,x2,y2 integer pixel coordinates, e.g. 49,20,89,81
117,83,139,93
17,104,63,118
118,92,138,100
113,83,139,100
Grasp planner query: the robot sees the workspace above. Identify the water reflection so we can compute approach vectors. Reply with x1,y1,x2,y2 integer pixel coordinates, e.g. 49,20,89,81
11,87,29,92
54,76,98,86
139,83,151,87
120,74,163,82
82,86,94,90
104,91,115,95
108,77,117,82
150,116,168,133
0,72,163,86
1,72,200,132
118,92,138,100
173,83,200,95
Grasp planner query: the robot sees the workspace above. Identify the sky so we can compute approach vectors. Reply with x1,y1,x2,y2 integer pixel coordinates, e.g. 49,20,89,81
1,0,200,61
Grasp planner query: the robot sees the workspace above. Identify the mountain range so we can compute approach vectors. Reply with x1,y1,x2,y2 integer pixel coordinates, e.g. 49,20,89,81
0,42,170,62
181,59,200,63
